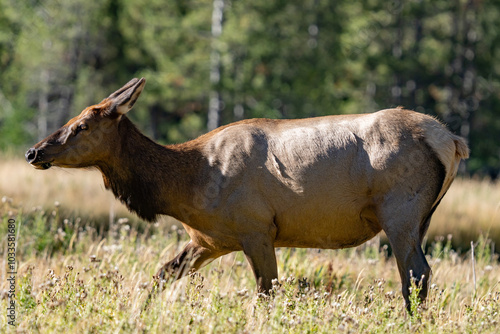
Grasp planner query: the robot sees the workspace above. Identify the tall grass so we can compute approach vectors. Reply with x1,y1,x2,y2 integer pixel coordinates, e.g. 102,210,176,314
0,202,498,333
431,178,500,249
0,158,127,218
0,158,177,231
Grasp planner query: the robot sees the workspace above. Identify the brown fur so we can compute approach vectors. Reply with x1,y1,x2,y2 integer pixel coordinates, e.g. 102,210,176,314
26,78,469,311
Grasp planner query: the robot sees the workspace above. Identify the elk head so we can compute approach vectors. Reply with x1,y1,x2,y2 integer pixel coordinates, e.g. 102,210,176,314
25,78,146,170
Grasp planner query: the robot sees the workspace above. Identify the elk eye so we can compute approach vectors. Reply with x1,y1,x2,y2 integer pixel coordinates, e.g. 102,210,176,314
75,123,88,134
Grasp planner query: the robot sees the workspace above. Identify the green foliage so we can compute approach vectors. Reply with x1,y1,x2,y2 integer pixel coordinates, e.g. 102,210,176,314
431,234,454,260
0,0,499,175
408,276,423,321
474,233,495,265
18,266,37,312
8,207,80,257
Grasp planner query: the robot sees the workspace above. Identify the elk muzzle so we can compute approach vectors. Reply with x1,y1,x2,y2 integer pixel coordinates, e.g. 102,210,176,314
25,147,52,169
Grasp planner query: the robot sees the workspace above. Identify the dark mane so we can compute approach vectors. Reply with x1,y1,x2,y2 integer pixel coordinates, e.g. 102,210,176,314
98,117,175,222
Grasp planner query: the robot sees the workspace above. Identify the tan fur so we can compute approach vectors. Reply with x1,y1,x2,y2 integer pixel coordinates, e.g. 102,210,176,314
26,79,469,311
420,117,470,208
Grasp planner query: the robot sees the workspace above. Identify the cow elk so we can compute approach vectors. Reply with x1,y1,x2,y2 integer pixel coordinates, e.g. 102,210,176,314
26,78,469,311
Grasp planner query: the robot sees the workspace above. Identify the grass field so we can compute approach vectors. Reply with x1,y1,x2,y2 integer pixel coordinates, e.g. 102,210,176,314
1,157,499,333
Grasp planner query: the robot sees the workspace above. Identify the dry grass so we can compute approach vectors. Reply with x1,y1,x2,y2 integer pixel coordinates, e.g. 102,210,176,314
0,158,175,227
0,158,126,217
0,213,498,333
431,178,500,247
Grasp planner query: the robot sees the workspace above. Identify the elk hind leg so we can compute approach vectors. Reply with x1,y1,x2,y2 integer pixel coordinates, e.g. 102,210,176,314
388,233,431,312
380,198,435,312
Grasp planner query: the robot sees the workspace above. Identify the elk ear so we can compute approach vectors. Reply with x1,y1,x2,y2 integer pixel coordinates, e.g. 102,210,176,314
108,78,146,115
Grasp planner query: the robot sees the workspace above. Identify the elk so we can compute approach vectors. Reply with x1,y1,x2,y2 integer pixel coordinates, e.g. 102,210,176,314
26,78,469,310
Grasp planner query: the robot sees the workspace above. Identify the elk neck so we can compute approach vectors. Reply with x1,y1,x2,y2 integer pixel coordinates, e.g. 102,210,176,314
97,116,204,222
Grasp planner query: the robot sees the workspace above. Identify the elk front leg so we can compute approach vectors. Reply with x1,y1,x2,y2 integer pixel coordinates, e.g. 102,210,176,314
144,241,221,309
155,241,219,282
242,234,278,294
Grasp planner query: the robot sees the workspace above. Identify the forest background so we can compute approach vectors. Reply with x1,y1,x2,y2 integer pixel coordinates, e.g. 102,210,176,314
1,0,499,178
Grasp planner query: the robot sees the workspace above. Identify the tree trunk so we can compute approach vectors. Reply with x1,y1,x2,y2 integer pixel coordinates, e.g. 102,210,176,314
207,0,224,131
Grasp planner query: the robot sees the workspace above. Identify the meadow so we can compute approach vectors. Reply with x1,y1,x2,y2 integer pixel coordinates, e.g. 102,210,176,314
1,157,499,333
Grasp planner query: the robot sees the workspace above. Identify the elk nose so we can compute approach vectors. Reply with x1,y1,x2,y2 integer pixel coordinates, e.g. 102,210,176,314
25,148,38,163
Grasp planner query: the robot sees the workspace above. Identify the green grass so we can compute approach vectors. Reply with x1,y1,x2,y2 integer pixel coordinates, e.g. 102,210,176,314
1,201,499,333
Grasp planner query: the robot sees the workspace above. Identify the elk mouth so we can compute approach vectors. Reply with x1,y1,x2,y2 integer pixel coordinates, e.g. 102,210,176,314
40,162,52,169
31,161,53,170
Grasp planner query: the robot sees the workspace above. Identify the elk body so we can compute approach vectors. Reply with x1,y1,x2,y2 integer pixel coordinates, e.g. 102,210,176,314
26,78,469,310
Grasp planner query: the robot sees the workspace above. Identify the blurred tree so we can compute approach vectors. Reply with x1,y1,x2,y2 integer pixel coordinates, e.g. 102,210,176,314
0,0,34,149
220,0,349,122
118,0,211,142
341,0,500,176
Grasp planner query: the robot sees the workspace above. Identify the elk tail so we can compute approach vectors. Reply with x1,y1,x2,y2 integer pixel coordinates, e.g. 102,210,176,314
423,122,470,210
